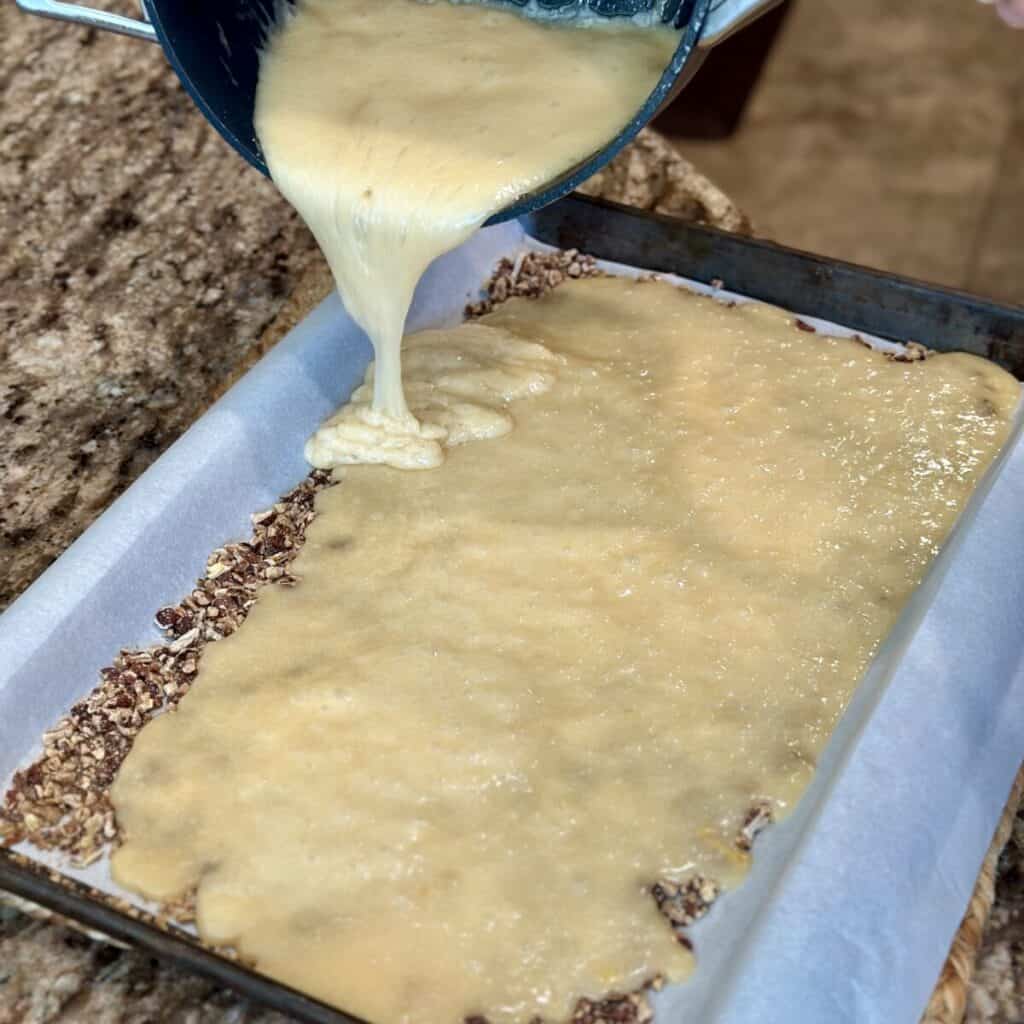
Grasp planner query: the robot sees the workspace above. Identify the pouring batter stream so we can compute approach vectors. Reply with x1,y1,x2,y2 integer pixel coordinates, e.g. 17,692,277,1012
253,0,677,468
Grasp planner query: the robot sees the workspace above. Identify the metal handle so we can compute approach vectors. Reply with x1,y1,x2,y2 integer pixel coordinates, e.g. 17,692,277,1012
15,0,158,42
15,0,772,48
698,0,781,46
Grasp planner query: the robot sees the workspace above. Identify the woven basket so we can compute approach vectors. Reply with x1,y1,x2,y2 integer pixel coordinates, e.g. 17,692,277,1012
920,765,1024,1024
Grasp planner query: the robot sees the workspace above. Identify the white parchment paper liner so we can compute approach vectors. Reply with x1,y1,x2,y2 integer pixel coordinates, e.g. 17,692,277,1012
2,220,1022,1024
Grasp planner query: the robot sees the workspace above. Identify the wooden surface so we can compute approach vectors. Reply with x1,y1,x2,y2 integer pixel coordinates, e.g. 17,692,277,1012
683,0,1024,307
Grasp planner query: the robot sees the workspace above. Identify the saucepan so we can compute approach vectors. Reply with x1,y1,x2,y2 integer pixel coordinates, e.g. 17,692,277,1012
15,0,779,223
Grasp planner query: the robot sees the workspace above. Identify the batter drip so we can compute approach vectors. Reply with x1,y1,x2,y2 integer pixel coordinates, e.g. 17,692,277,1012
110,276,1019,1024
253,0,677,467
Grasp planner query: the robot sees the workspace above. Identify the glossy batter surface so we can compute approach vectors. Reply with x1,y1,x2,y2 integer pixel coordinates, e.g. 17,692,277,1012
254,0,676,463
110,278,1019,1024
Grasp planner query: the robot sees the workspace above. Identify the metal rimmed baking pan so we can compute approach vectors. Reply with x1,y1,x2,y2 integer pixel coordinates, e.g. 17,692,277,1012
2,198,1023,1024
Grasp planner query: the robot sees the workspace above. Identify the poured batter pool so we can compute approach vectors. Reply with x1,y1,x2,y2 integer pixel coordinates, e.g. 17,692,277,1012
110,275,1019,1024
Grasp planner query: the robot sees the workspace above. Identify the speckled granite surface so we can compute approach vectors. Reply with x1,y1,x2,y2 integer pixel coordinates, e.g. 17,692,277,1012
0,899,290,1024
0,3,1021,1023
0,2,321,612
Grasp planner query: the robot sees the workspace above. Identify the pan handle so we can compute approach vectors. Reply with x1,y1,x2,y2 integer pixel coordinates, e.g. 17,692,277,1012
698,0,782,46
16,0,772,48
15,0,158,42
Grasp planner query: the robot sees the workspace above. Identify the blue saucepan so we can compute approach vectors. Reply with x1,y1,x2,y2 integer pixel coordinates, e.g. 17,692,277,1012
15,0,778,224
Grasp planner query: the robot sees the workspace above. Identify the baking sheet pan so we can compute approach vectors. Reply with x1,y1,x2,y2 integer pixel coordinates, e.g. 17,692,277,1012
2,200,1024,1024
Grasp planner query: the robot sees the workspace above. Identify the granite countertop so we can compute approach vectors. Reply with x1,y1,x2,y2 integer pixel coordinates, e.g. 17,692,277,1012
0,3,321,611
0,4,1020,1023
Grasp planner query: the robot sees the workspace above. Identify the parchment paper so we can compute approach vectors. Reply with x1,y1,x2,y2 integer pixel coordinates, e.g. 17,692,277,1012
1,220,1022,1024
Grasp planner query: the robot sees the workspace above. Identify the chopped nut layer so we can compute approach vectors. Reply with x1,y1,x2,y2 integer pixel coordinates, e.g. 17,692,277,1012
0,472,331,864
466,249,601,317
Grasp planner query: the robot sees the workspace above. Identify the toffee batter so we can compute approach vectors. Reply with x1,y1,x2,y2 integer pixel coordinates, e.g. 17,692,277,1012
110,276,1019,1024
253,0,677,468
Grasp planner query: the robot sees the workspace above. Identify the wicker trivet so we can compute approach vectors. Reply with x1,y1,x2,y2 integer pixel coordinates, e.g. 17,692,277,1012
921,765,1024,1024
